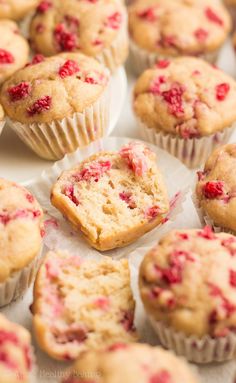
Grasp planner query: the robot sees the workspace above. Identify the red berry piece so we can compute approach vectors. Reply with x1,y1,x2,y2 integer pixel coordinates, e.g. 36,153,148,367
137,7,157,22
108,343,128,352
149,75,166,94
37,0,52,13
85,76,98,84
0,49,14,64
106,12,122,29
63,184,80,206
198,226,216,240
230,269,236,287
35,23,45,33
145,206,159,220
26,193,34,203
159,35,177,48
194,28,208,42
203,181,224,199
149,370,172,383
59,59,79,78
31,54,45,65
8,82,31,102
221,237,236,256
54,24,77,52
75,160,111,182
216,83,230,101
119,191,136,209
27,95,52,116
120,311,135,332
162,83,185,117
205,7,223,26
156,59,170,69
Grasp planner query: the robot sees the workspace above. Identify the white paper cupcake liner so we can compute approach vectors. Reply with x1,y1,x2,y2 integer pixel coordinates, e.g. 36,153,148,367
148,316,236,363
96,12,129,72
0,247,42,307
0,119,5,137
138,119,235,169
129,39,220,76
7,85,110,161
192,190,236,235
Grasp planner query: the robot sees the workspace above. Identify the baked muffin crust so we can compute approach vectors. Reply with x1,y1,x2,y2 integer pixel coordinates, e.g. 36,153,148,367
30,0,127,59
139,227,236,338
134,57,236,138
0,52,109,124
129,0,231,56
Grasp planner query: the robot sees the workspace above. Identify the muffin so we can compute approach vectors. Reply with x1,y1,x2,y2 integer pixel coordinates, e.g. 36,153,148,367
0,20,29,84
128,0,231,75
139,227,236,363
0,314,34,383
0,52,110,160
0,0,38,21
0,178,44,306
51,142,169,251
196,144,236,233
31,250,138,361
61,343,199,383
29,0,128,72
134,56,236,168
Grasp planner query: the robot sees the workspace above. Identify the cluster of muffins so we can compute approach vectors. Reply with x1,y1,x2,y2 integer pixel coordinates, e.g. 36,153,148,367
3,0,236,382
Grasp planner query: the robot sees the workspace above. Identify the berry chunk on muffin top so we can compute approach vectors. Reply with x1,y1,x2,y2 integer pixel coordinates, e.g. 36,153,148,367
134,57,236,139
139,227,236,338
62,343,200,383
0,314,33,383
129,0,231,57
51,142,169,251
31,251,138,361
196,144,236,233
0,20,29,84
0,52,109,124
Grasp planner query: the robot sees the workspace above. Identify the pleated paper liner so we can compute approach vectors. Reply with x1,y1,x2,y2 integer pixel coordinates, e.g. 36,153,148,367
148,316,236,364
8,85,110,161
138,119,235,169
129,39,220,76
0,246,42,307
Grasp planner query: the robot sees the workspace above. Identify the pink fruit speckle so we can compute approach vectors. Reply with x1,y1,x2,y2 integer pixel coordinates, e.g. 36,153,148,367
84,76,98,84
106,12,122,29
221,237,236,256
145,206,159,220
149,75,166,94
156,59,170,69
198,226,216,240
63,184,80,206
121,311,135,332
203,181,224,199
37,0,52,13
54,24,77,52
194,28,208,42
8,82,31,102
119,142,150,176
149,370,172,383
59,59,79,78
0,49,14,64
162,83,185,117
178,233,189,240
216,83,230,101
31,54,45,65
108,343,128,352
93,296,110,310
0,351,18,371
119,191,136,209
27,95,52,116
26,193,34,203
205,7,223,26
230,270,236,287
137,7,157,22
76,160,111,182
